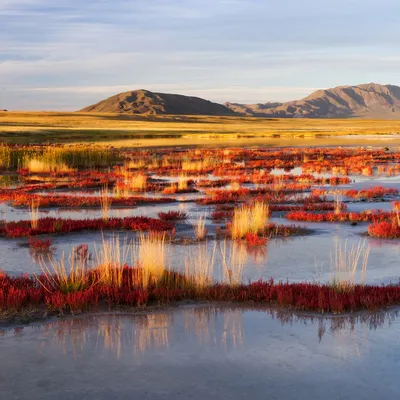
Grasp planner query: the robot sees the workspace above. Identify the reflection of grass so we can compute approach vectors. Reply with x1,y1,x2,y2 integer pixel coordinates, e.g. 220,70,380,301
2,111,400,144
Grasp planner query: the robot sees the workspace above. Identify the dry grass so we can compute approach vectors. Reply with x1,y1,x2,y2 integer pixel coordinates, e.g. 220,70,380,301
193,214,207,240
3,112,400,146
100,186,112,222
0,144,11,169
231,201,269,239
26,159,75,174
35,250,90,294
185,242,217,288
220,240,247,285
333,191,342,215
129,174,147,191
177,175,189,191
29,198,40,230
94,235,129,287
393,203,400,227
330,239,370,291
136,232,167,287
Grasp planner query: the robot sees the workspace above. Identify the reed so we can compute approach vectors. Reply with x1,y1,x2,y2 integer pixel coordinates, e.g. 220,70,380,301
26,158,75,174
185,242,216,288
129,174,147,191
333,191,342,215
136,232,167,287
100,186,112,222
220,240,247,285
231,201,269,239
35,249,90,294
330,239,370,291
193,214,207,240
29,197,40,230
0,144,11,169
177,175,189,191
94,235,129,287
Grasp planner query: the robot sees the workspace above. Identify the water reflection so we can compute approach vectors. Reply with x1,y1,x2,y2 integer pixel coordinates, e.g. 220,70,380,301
2,306,397,360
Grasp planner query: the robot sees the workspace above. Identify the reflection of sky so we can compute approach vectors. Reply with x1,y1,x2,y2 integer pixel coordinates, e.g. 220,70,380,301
2,0,400,109
0,307,400,398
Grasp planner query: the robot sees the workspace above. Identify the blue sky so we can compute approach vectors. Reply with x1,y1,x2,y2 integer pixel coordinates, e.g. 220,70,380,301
2,0,400,110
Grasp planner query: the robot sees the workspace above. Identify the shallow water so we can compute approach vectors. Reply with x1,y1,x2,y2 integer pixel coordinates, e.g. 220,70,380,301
2,149,400,286
0,305,399,399
2,172,400,285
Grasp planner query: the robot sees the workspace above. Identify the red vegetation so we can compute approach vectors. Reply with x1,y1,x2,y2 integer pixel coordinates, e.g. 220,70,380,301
28,237,56,256
0,217,173,238
244,233,268,246
1,269,400,314
368,221,400,238
343,187,398,199
157,211,188,222
0,190,175,208
286,210,392,223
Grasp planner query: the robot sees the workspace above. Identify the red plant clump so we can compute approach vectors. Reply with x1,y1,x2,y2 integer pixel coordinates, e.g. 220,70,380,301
286,210,392,223
1,269,400,315
0,216,173,238
343,187,398,199
211,210,232,221
76,244,91,261
0,190,175,209
28,237,56,256
157,211,188,222
368,221,400,238
244,233,268,246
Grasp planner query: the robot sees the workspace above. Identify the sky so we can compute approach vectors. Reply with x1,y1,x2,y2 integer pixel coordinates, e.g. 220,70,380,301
2,0,400,110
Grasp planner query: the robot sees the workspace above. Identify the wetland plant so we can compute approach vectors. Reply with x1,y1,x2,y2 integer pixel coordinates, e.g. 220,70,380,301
330,239,370,291
231,201,269,239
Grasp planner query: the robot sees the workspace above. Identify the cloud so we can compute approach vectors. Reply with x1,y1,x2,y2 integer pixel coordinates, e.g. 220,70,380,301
2,0,400,109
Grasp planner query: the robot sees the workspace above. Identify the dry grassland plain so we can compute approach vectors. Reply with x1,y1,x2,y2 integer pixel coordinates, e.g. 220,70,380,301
1,111,400,146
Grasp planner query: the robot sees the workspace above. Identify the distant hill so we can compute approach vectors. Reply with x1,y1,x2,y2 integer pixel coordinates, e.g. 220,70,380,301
80,89,236,116
224,102,283,116
80,83,400,118
224,83,400,118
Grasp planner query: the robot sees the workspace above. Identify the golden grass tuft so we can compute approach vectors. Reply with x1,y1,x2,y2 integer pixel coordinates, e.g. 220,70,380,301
193,214,207,240
220,240,247,285
137,232,167,287
29,197,40,230
94,235,129,287
100,186,112,222
35,250,91,294
129,173,147,191
177,175,189,191
185,242,216,288
231,201,269,239
330,239,370,291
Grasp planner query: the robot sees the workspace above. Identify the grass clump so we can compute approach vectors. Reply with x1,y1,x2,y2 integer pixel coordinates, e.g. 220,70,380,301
231,201,269,239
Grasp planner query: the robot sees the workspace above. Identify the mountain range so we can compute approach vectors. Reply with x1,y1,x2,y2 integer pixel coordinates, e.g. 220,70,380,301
80,83,400,119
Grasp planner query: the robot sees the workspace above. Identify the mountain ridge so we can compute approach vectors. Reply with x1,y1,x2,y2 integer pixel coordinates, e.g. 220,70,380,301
80,89,236,116
80,83,400,118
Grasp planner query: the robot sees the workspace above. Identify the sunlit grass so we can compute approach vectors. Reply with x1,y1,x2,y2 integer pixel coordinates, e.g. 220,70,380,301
35,250,91,294
330,239,370,291
100,186,112,222
193,214,207,240
29,198,40,230
231,201,269,239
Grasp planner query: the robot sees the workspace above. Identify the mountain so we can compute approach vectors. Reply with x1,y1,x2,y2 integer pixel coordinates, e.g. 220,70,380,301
224,83,400,118
80,83,400,118
79,89,236,116
224,102,283,116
